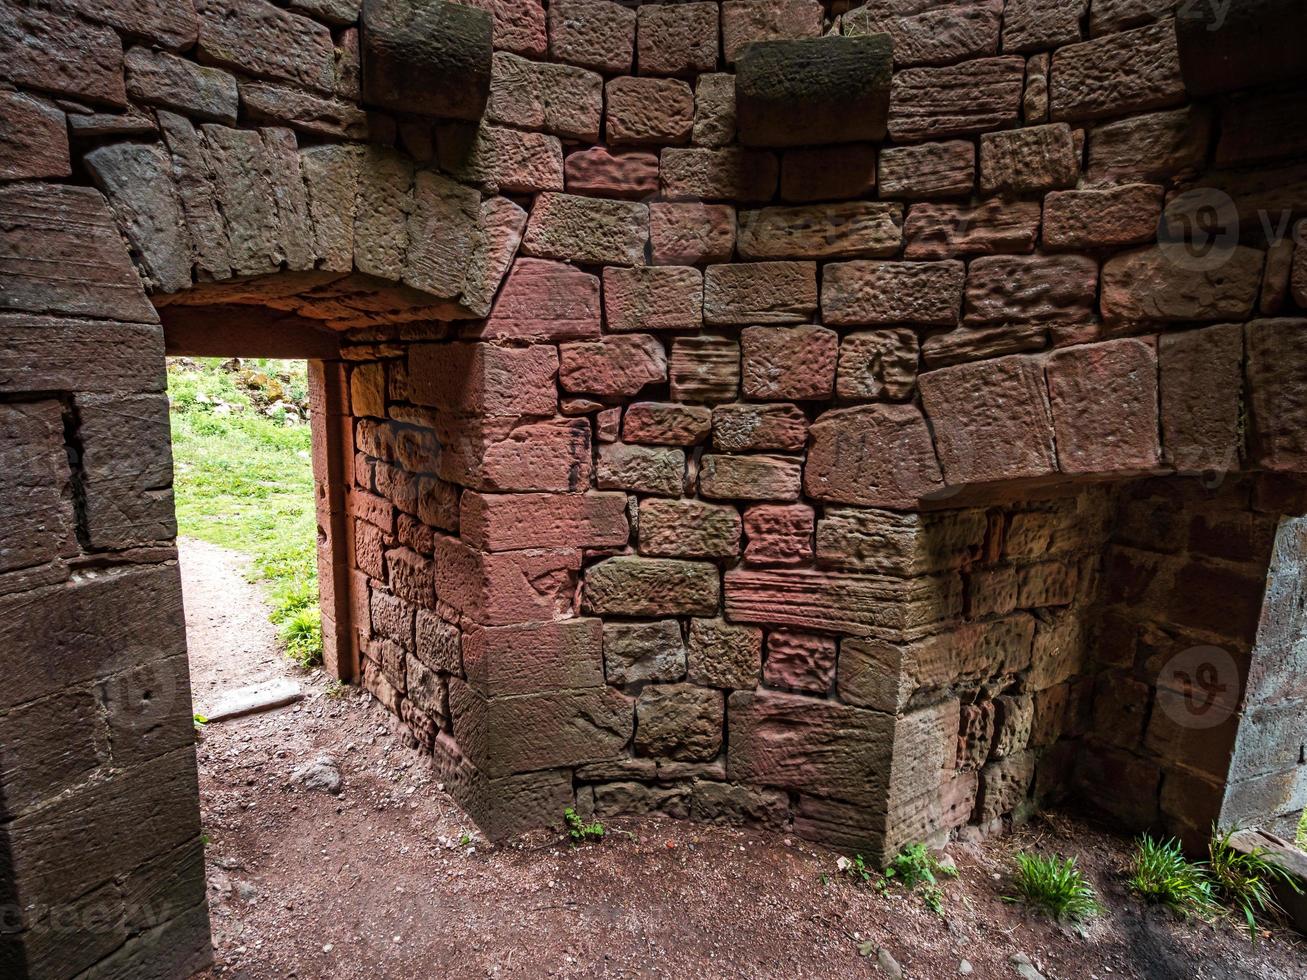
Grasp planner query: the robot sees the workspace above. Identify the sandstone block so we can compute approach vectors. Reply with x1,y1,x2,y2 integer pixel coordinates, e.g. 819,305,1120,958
1159,323,1243,473
606,76,694,146
239,81,369,139
0,92,69,182
878,141,975,199
639,499,741,559
1047,338,1161,475
700,454,803,502
979,123,1078,194
743,503,814,566
565,147,659,199
1100,245,1264,323
764,631,836,694
449,194,525,318
408,343,557,417
584,557,721,617
1002,0,1087,52
548,0,635,73
197,0,335,94
889,56,1026,142
415,608,461,674
596,444,685,497
637,1,719,75
126,47,238,124
721,0,824,64
635,685,724,761
522,192,648,267
623,402,713,446
660,147,778,203
463,618,600,697
478,258,599,342
0,4,126,107
76,394,176,548
437,122,563,194
816,507,988,577
780,145,877,203
670,337,741,404
1042,184,1164,250
460,492,629,552
741,326,839,401
1246,318,1307,472
835,329,920,402
603,620,687,684
805,404,943,509
435,537,579,626
0,401,76,575
737,203,903,261
361,0,491,116
904,199,1041,261
0,317,163,395
976,750,1035,823
405,169,480,299
74,0,200,50
822,260,965,327
650,203,737,265
844,0,1002,67
965,254,1098,325
460,0,546,56
735,35,893,147
959,702,996,770
728,690,892,805
430,416,591,493
487,51,602,141
1051,21,1184,122
1087,106,1211,183
688,619,763,689
604,267,703,332
692,72,738,148
917,355,1057,485
712,403,809,452
1025,52,1050,123
703,262,817,325
559,335,666,397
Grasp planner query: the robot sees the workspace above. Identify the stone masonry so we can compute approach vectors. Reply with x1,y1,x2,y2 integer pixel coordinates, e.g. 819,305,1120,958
3,1,1307,976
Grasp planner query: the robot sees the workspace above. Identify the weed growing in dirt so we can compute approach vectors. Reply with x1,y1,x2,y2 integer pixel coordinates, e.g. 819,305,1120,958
1209,828,1302,941
564,807,605,843
1128,835,1215,916
1007,853,1100,924
168,357,321,667
836,853,874,885
324,680,348,699
836,844,957,913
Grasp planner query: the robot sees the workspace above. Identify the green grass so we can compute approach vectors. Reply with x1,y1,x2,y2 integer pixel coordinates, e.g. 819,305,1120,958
1007,853,1101,924
1297,808,1307,850
167,357,322,667
1209,828,1303,941
1128,835,1216,917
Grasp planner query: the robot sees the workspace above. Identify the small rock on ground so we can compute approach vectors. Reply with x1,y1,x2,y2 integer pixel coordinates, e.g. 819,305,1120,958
292,754,343,795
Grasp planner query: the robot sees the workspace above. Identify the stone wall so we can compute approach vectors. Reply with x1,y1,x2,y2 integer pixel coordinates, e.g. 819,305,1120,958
3,1,1307,975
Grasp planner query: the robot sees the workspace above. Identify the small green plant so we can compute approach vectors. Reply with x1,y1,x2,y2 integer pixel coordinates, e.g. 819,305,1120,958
193,712,208,739
563,806,605,843
1007,853,1101,924
278,603,323,668
873,844,958,914
1209,828,1303,941
324,680,348,699
836,853,874,885
1128,835,1215,917
1296,808,1307,850
458,832,472,847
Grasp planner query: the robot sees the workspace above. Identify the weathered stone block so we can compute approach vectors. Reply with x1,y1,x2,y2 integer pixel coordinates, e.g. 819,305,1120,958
408,343,557,416
487,51,602,141
1160,323,1243,473
450,679,632,778
741,326,838,401
691,72,737,148
721,0,823,63
460,492,629,552
816,507,987,578
904,199,1041,261
1002,0,1087,51
965,254,1098,325
606,76,694,146
700,454,803,502
979,123,1078,195
635,685,724,761
77,394,176,548
565,147,659,199
704,262,817,325
833,329,917,404
637,1,719,76
780,144,877,203
709,406,807,456
478,258,599,342
879,141,975,199
1051,21,1184,121
918,355,1057,485
737,203,903,261
126,46,238,124
1087,106,1210,183
725,566,963,639
596,443,685,497
458,0,545,56
889,56,1026,141
805,405,944,508
660,147,778,203
670,336,741,404
623,402,712,446
361,0,491,117
603,619,687,684
435,537,579,626
976,750,1035,823
0,3,126,107
584,557,721,617
1246,318,1307,472
735,35,892,147
1047,338,1161,475
844,0,1002,67
743,503,814,567
559,334,666,397
429,416,591,493
1042,184,1164,250
688,619,763,689
604,266,703,333
0,92,69,182
522,192,647,267
728,690,892,805
548,0,635,73
463,618,601,697
436,122,563,194
764,631,836,694
240,81,369,139
1100,245,1264,323
197,0,335,94
650,203,737,265
639,499,741,559
822,260,965,327
0,401,77,575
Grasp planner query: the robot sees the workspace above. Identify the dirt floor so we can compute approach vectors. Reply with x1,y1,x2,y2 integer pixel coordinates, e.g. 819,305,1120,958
181,539,1307,979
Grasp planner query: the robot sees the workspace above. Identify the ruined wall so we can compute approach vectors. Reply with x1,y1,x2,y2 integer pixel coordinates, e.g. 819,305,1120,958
4,0,1307,974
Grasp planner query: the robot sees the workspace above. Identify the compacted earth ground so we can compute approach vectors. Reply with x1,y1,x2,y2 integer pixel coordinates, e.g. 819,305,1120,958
182,540,1306,979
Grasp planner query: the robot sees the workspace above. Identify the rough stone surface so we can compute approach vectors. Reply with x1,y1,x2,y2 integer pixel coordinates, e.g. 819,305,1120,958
823,260,966,327
712,403,809,452
805,405,944,509
670,336,741,404
603,620,687,684
126,47,238,124
639,498,740,558
780,144,877,203
1042,184,1164,250
692,73,738,148
720,0,824,64
844,0,1002,67
437,122,564,194
889,57,1026,142
965,255,1099,325
700,454,803,502
548,0,635,74
737,203,903,261
487,52,602,141
688,619,763,689
565,147,659,199
606,76,694,146
980,123,1078,195
835,330,919,401
596,443,685,497
624,402,712,446
1050,21,1184,122
660,147,778,203
559,335,667,397
197,0,335,94
604,267,703,332
743,503,814,566
650,203,737,265
1246,319,1307,471
1100,246,1265,323
637,2,720,76
635,684,724,761
584,557,721,617
879,141,975,199
478,258,598,342
1087,106,1211,183
1047,338,1161,475
704,262,817,325
904,199,1041,261
764,631,836,694
741,326,839,401
522,192,648,267
0,92,70,182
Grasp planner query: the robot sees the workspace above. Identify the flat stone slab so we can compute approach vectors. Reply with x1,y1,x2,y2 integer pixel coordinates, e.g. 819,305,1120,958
202,677,304,722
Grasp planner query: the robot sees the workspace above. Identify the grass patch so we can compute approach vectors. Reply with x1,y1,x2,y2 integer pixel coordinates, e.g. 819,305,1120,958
1007,853,1100,924
168,357,321,667
1297,808,1307,850
1209,828,1303,941
1128,835,1215,917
